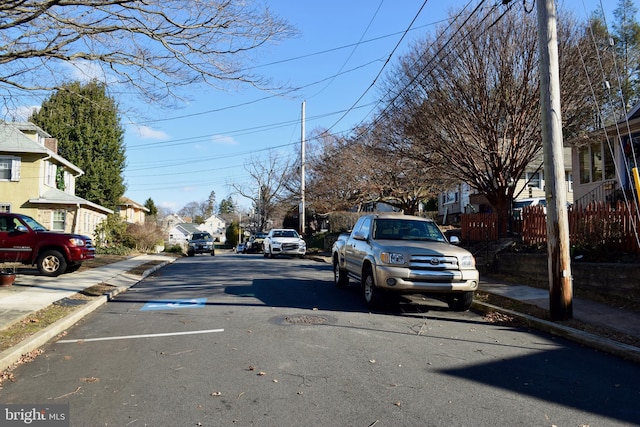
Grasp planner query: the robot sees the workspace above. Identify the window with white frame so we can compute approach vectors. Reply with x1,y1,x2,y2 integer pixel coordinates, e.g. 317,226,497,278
443,190,458,205
579,143,615,184
0,156,20,181
52,210,66,231
0,204,10,213
526,171,543,189
44,160,56,187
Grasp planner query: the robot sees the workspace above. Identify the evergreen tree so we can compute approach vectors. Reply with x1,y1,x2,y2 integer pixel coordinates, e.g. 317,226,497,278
30,81,126,210
204,191,216,217
144,198,158,217
218,197,236,215
613,0,640,109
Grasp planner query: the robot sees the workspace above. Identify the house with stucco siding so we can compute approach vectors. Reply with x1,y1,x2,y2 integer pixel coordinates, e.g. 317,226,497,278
0,121,112,239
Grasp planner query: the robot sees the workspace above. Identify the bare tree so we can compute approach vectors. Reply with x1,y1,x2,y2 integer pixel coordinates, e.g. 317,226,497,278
0,0,297,109
230,151,291,231
299,128,373,214
178,201,201,222
383,5,607,235
363,115,453,214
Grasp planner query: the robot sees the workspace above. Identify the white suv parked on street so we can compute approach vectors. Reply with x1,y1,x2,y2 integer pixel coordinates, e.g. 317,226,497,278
263,229,306,258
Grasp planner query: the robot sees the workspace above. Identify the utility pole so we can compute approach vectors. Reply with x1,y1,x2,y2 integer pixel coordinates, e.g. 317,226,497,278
300,101,306,236
537,0,573,320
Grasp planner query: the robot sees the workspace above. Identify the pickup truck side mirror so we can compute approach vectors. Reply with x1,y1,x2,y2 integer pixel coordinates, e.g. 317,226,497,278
352,232,367,241
449,235,460,245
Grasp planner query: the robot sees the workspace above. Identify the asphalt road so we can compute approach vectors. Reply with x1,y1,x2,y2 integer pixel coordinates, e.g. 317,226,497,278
2,252,640,426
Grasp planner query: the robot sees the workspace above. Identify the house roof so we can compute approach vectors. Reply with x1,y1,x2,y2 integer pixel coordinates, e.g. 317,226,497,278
204,213,225,223
175,223,201,235
625,101,640,122
119,196,150,212
28,187,113,214
0,122,83,175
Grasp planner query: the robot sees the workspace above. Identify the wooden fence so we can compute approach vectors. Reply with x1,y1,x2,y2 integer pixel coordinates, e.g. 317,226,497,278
460,201,640,253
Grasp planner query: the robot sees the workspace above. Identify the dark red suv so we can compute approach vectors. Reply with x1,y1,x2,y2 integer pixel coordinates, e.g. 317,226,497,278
0,213,95,276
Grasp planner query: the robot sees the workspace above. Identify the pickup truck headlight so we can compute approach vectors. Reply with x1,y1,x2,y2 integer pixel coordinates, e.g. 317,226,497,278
459,255,476,268
381,252,405,265
69,238,86,247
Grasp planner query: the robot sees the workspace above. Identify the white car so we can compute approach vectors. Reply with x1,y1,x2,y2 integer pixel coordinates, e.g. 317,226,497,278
263,229,306,258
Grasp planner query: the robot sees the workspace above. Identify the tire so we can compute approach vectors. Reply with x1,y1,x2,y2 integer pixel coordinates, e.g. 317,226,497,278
187,251,194,257
446,291,474,311
362,267,382,309
333,258,348,288
37,249,67,277
65,263,82,273
211,250,215,256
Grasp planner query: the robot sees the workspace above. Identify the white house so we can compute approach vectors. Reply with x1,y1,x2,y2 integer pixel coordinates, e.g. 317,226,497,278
199,214,226,243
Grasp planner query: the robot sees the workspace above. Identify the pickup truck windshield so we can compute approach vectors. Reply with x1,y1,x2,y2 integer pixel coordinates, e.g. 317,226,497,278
21,215,48,231
373,219,446,242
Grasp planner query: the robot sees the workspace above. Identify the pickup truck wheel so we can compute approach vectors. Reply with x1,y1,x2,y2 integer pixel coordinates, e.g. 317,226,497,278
65,263,82,273
446,291,474,311
362,268,381,309
37,250,67,276
333,259,348,288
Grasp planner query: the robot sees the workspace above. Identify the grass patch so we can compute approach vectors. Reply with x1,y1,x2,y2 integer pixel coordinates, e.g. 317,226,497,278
0,305,77,353
126,260,167,276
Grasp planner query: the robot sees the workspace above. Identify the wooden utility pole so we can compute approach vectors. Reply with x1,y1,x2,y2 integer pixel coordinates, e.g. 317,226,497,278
300,101,306,236
536,0,573,320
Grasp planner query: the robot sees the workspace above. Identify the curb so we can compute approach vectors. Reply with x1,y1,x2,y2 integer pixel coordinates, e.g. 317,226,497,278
472,301,640,364
0,258,175,373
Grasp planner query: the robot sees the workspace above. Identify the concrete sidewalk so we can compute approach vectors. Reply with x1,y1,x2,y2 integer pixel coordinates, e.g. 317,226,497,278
476,279,640,363
0,254,638,373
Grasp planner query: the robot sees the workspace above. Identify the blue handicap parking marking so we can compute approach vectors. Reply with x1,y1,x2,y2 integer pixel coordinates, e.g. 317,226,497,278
141,297,207,311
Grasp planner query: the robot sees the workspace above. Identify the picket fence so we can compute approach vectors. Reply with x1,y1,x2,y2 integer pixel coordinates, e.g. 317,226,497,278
460,201,640,253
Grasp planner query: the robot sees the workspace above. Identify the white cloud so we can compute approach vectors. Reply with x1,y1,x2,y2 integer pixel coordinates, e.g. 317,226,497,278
65,60,106,83
211,134,238,145
159,200,179,210
134,125,169,140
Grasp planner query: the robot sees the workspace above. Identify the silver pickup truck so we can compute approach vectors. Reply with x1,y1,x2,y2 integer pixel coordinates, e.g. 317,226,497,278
332,213,479,311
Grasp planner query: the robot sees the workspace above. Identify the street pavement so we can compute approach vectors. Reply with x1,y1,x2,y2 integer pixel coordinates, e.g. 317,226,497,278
0,253,638,374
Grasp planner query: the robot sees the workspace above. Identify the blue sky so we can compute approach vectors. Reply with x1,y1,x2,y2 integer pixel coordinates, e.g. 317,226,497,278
120,0,622,214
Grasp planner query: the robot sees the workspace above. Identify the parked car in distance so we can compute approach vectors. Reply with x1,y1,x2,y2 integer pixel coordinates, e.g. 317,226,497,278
332,214,479,311
244,232,267,253
0,212,95,276
263,229,306,258
512,197,546,219
235,242,246,253
187,232,215,257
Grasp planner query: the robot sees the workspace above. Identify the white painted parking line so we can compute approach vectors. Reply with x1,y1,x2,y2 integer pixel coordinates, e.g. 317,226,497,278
57,328,224,344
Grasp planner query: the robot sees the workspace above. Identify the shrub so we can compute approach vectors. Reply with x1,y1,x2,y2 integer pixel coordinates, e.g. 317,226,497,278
327,212,361,233
125,222,165,253
96,245,132,256
164,244,184,254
